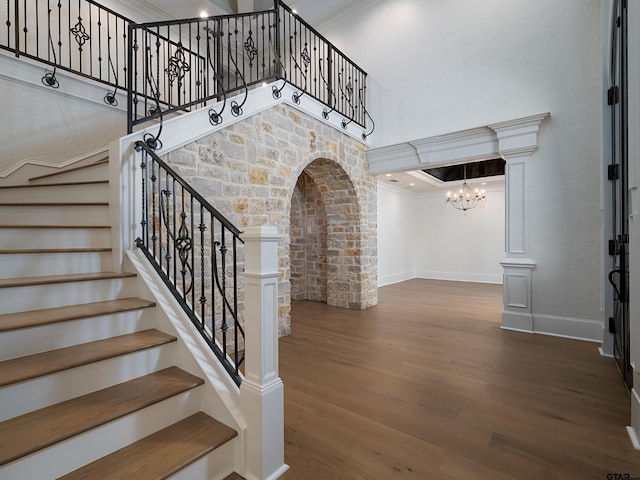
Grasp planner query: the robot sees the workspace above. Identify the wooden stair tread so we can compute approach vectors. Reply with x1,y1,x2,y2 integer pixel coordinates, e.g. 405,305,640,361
0,247,112,254
0,180,108,189
0,297,156,332
0,329,176,388
0,224,110,229
58,412,237,480
28,158,108,182
0,272,135,289
0,367,204,467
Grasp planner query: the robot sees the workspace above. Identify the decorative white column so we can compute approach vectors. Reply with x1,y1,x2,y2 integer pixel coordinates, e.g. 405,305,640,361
489,114,548,333
240,226,289,480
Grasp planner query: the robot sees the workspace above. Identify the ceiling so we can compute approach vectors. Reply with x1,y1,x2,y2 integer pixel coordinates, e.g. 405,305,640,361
379,170,504,195
142,0,370,28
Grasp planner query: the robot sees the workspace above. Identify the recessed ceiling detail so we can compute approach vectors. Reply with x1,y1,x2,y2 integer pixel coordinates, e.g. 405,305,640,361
422,158,505,182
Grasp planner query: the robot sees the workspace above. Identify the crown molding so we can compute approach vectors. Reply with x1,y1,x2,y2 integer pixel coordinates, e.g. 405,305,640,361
367,113,550,175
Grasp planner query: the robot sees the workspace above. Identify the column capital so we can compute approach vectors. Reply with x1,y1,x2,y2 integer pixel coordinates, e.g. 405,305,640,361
489,112,549,155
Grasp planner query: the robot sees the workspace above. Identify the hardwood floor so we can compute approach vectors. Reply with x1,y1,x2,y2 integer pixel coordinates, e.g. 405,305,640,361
279,279,639,480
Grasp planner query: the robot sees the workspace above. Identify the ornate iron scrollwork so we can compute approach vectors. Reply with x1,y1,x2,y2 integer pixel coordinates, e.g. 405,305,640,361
338,72,356,129
166,43,191,86
244,30,258,67
319,57,336,119
359,87,376,140
70,17,90,50
269,22,287,99
41,7,59,88
159,191,195,295
206,28,227,126
290,35,308,105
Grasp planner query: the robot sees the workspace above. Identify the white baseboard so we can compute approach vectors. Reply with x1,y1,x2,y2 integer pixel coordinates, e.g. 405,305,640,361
532,314,603,343
628,388,640,450
501,311,533,333
416,270,503,285
377,272,415,287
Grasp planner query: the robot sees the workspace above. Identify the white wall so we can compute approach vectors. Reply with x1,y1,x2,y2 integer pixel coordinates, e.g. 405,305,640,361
0,54,127,178
377,180,505,286
377,181,416,286
415,186,505,284
328,0,604,331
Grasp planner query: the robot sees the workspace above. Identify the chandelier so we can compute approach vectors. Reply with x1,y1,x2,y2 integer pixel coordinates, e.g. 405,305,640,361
446,165,486,212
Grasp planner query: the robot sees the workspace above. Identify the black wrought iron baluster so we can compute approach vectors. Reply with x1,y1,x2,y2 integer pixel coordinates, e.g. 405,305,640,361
359,86,375,140
142,27,164,150
319,56,336,119
199,205,207,327
228,19,248,117
22,0,26,54
269,18,286,99
150,157,158,259
163,173,172,276
338,70,355,129
136,147,149,251
88,2,92,77
172,177,177,286
190,194,196,312
70,0,90,73
214,213,217,343
232,234,240,373
34,0,39,58
219,228,228,358
41,1,59,87
206,19,226,126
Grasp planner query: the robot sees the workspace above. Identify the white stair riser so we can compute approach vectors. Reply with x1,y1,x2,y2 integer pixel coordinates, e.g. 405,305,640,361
171,439,237,480
0,251,112,279
0,388,202,480
0,228,111,249
0,345,175,421
0,205,109,226
0,183,108,203
29,164,108,184
0,277,137,314
0,308,156,361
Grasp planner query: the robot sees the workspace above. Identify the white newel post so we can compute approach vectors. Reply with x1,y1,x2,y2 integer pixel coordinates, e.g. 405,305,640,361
489,114,548,333
240,226,289,480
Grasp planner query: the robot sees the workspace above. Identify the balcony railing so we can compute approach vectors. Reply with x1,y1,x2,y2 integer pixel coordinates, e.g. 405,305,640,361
1,0,372,140
1,0,129,104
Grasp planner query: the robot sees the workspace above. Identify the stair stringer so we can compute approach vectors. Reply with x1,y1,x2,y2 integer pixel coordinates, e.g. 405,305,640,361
125,249,246,480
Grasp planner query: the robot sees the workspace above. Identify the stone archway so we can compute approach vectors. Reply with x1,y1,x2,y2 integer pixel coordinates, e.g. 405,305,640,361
291,170,328,302
289,158,368,310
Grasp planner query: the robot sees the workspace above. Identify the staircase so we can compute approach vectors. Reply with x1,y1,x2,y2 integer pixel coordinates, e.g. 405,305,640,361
0,159,244,479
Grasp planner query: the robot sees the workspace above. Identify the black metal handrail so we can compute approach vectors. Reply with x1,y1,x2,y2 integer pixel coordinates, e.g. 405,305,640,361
135,140,245,386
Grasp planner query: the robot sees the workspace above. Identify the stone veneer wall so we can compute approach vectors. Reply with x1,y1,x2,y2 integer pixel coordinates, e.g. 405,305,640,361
291,171,328,302
167,104,377,336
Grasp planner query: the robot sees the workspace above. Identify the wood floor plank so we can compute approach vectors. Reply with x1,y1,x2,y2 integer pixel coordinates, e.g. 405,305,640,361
57,412,237,480
0,367,203,467
279,279,640,480
0,297,156,332
0,329,176,387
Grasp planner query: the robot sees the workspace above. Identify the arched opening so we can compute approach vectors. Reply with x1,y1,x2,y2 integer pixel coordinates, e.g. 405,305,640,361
289,158,365,309
290,170,328,302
